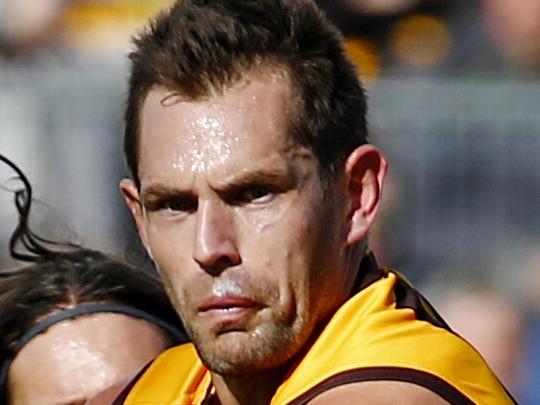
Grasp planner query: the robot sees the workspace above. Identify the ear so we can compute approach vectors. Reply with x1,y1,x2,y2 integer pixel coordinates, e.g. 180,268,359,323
119,179,151,255
344,144,388,246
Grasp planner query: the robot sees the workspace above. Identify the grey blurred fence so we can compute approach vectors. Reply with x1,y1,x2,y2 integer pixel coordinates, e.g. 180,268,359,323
0,61,129,267
1,62,539,292
370,77,540,287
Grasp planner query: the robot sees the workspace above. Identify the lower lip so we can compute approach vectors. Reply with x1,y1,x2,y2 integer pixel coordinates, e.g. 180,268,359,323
200,306,257,324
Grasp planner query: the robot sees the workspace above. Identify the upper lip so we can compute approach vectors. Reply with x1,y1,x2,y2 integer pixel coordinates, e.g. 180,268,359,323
198,295,259,312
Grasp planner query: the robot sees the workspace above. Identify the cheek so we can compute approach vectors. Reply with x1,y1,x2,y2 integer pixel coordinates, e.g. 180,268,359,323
145,217,193,268
242,188,329,278
240,202,323,297
144,223,194,295
239,208,305,282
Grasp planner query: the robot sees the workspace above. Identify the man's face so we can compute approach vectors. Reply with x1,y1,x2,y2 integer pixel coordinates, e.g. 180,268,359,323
124,70,354,374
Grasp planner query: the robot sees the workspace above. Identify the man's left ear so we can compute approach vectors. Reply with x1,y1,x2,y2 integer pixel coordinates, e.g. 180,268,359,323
344,144,388,245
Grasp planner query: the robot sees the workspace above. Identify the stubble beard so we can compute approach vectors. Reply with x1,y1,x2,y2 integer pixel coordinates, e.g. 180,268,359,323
184,311,309,376
161,272,316,376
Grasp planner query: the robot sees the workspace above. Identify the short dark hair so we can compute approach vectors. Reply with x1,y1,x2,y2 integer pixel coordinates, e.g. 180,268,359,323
0,154,187,402
124,0,367,187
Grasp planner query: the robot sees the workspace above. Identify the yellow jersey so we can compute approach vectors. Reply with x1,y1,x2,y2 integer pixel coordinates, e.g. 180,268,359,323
116,254,516,404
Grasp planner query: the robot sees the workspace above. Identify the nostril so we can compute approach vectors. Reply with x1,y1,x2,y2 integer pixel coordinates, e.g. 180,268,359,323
195,253,241,276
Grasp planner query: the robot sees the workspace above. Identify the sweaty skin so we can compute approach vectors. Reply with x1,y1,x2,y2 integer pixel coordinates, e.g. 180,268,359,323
8,313,172,405
121,66,386,404
121,68,367,403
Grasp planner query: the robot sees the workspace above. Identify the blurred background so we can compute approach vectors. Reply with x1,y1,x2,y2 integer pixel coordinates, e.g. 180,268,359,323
0,0,539,402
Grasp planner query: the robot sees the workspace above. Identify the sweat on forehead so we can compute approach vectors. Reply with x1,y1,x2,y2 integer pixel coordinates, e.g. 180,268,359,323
137,69,299,180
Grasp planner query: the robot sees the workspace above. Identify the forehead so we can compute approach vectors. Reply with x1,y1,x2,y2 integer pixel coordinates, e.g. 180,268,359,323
9,313,170,403
138,68,300,184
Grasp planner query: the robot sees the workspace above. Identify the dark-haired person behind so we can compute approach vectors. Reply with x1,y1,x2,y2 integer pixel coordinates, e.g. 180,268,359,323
0,154,187,404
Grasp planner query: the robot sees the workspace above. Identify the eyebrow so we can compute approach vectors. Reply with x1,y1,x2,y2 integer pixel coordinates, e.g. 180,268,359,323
140,184,194,206
141,165,294,202
216,166,293,192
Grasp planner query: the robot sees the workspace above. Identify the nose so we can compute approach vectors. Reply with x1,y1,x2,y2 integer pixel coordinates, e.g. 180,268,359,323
193,199,241,274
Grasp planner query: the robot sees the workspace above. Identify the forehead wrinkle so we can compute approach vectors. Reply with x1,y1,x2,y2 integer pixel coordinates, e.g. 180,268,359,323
205,139,314,186
141,144,312,200
139,167,199,202
139,67,304,189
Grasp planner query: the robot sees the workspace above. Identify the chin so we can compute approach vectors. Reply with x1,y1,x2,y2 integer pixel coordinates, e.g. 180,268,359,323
196,328,300,375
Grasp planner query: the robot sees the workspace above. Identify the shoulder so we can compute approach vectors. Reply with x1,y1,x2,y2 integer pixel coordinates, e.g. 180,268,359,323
92,344,206,404
306,381,452,405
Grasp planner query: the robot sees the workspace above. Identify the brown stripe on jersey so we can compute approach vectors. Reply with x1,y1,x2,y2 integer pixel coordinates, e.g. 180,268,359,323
357,252,450,330
392,274,451,330
352,251,386,293
285,367,476,405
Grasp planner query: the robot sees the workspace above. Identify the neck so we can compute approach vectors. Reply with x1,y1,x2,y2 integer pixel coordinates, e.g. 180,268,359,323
210,363,289,405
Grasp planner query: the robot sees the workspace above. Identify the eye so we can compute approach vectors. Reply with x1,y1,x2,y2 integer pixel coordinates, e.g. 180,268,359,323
238,186,276,204
163,197,197,213
144,196,196,214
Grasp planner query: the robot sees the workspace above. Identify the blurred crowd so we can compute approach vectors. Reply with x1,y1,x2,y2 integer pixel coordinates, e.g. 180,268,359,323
324,0,540,80
425,247,540,403
1,0,539,403
0,0,173,60
1,0,539,75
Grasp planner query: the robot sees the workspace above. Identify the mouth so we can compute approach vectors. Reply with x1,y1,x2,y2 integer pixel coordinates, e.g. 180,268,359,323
198,295,261,325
